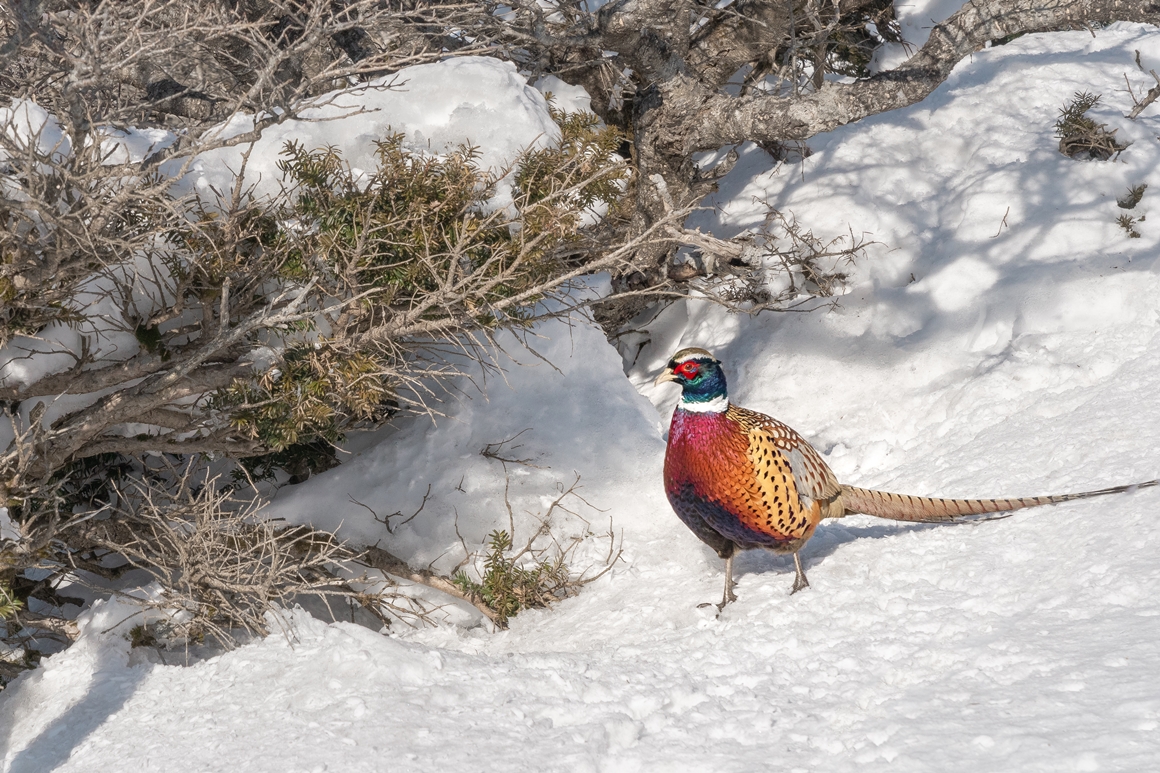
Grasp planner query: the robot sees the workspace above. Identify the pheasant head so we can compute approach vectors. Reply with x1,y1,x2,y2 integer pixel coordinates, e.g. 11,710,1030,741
654,347,729,413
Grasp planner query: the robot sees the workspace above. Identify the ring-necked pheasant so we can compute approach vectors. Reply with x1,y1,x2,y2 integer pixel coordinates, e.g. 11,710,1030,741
655,347,1159,609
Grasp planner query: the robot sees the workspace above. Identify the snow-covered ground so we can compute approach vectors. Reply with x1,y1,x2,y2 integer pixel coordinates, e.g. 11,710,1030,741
5,17,1160,773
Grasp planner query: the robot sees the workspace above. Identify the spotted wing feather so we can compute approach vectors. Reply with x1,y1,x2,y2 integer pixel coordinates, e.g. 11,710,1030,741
727,405,844,542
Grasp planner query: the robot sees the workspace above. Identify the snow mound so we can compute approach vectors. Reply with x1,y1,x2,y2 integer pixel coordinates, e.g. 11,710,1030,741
179,57,560,205
263,284,670,583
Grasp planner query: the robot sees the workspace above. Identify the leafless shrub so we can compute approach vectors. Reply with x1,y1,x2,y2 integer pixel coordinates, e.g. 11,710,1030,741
0,2,657,640
740,0,903,96
0,0,490,132
594,197,872,334
86,468,387,645
654,206,871,315
0,457,442,650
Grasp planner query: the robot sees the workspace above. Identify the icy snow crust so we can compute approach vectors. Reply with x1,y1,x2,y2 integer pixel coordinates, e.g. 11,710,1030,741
6,24,1160,773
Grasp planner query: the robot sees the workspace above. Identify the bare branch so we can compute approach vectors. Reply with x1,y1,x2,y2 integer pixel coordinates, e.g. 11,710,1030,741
674,0,1160,153
361,545,504,627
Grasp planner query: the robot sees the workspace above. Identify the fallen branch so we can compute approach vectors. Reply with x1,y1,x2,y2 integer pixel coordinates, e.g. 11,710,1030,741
360,545,503,627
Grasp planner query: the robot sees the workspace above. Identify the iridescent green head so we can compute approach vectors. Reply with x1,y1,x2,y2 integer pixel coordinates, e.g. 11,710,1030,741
654,348,728,412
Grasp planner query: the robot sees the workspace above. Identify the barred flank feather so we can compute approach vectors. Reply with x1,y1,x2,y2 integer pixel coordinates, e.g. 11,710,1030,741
839,479,1160,523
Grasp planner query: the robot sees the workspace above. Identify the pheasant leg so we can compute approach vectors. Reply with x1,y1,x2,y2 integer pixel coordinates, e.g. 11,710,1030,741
791,552,810,594
718,553,738,610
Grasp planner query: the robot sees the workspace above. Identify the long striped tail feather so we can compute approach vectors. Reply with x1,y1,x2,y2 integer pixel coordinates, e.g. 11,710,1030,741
839,479,1160,523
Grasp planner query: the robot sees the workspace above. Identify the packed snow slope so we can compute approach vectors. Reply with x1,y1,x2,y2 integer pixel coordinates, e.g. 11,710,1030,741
6,21,1160,773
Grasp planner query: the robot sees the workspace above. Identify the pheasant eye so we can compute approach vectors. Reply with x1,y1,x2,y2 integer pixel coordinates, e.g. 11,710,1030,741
677,361,700,378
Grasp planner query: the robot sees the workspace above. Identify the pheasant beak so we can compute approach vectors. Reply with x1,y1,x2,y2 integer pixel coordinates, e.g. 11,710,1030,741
654,367,678,386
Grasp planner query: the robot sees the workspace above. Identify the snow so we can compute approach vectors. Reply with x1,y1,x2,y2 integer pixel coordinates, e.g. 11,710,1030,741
0,100,71,163
6,17,1160,773
179,56,560,207
260,286,665,578
535,74,595,114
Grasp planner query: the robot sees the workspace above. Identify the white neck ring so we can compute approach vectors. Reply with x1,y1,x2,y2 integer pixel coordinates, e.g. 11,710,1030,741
679,395,729,413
